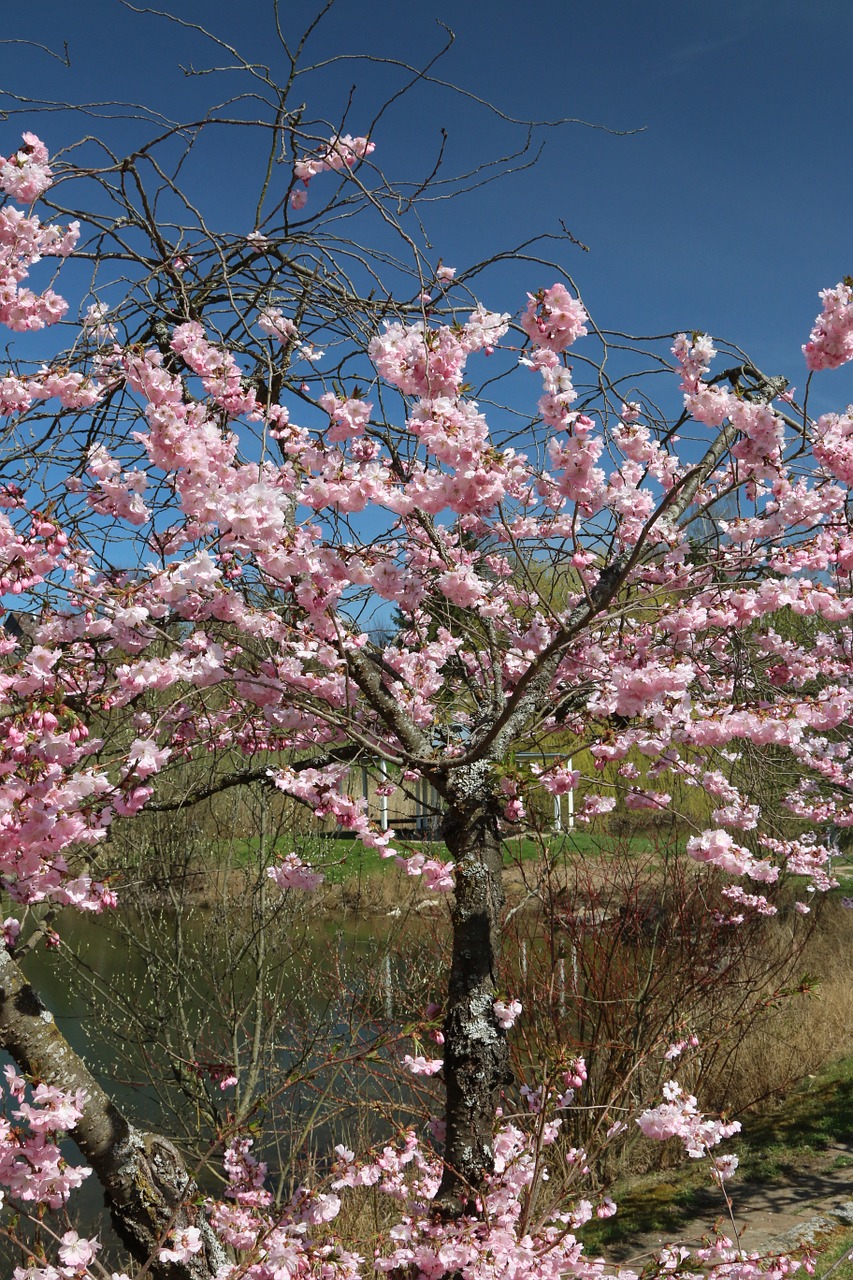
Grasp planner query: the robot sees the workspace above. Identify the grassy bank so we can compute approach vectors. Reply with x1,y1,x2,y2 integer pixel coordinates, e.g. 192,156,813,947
582,1052,853,1254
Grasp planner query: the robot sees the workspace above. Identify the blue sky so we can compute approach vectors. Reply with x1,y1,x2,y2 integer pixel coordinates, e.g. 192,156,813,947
4,0,853,407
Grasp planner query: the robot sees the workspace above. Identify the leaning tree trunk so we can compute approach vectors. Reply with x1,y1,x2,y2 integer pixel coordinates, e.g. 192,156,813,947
434,782,513,1215
0,946,227,1280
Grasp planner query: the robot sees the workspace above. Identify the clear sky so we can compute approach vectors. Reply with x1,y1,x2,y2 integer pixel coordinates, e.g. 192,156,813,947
4,0,853,408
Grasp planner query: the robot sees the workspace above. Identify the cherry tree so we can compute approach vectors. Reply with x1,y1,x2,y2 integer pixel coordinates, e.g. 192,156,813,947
0,15,852,1279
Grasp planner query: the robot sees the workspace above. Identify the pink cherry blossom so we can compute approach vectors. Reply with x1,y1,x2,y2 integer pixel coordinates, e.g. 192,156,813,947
58,1230,100,1269
158,1225,203,1263
0,133,52,202
804,280,853,370
402,1054,444,1076
291,133,374,207
521,283,588,352
493,999,522,1029
266,853,324,892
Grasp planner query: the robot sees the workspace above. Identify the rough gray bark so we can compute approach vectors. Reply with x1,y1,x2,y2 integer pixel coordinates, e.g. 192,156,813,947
434,781,512,1215
0,946,228,1280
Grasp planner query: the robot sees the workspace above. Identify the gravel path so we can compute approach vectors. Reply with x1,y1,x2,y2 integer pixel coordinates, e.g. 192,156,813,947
606,1144,853,1264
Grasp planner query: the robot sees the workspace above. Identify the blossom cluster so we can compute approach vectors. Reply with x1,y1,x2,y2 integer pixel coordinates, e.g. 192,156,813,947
0,1065,90,1211
637,1080,741,1161
803,280,853,371
291,132,375,209
0,133,80,338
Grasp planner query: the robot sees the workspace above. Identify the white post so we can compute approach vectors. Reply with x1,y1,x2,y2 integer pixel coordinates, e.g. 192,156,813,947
415,777,424,834
382,952,393,1019
553,793,562,833
567,756,575,829
379,758,389,832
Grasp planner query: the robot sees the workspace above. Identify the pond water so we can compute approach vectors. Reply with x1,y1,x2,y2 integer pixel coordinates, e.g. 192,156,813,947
6,899,447,1261
23,904,430,1111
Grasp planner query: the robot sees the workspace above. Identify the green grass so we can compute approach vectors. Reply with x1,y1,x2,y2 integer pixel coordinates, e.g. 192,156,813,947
220,828,660,881
736,1055,853,1174
829,862,853,896
811,1228,853,1280
502,831,659,861
222,832,394,880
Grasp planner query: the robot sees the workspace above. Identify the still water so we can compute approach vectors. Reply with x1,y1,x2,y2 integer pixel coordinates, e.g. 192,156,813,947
8,899,445,1255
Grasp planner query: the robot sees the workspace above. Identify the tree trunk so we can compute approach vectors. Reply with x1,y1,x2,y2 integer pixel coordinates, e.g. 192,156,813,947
435,783,512,1215
0,946,228,1280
